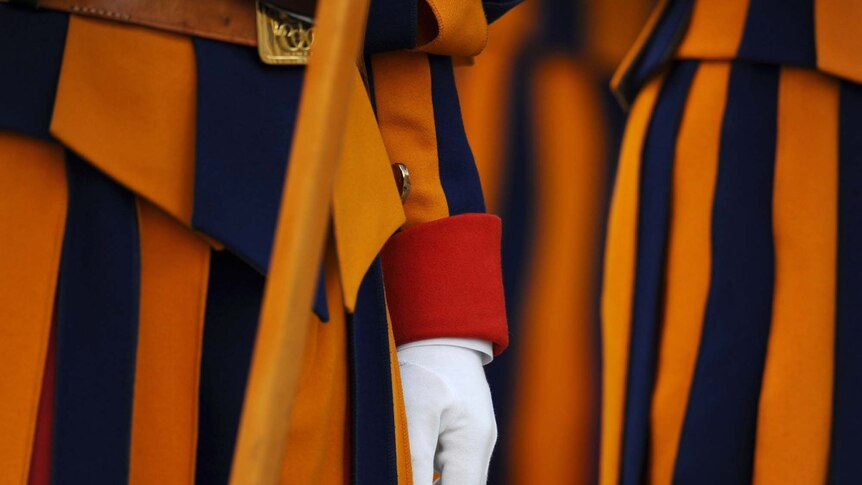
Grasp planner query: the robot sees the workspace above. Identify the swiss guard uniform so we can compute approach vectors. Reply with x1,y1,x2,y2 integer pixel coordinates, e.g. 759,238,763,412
0,0,517,483
602,1,862,484
458,0,650,484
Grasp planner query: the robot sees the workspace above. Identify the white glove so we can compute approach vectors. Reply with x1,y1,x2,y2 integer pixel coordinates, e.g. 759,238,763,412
397,339,497,485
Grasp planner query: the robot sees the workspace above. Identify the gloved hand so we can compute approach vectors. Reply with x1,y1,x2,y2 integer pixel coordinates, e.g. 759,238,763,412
397,339,497,485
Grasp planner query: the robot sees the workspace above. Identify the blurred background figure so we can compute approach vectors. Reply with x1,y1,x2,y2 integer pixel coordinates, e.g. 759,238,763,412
456,0,651,483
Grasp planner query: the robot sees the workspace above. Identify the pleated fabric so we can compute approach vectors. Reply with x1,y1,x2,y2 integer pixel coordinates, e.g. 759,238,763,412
601,58,858,485
194,250,265,485
752,67,837,485
831,80,862,485
480,38,540,485
278,245,349,485
601,70,665,485
620,59,698,485
504,54,607,485
0,133,66,484
53,151,142,484
348,260,400,485
675,61,779,485
0,4,406,484
615,0,862,105
131,200,210,485
648,61,728,485
456,0,652,483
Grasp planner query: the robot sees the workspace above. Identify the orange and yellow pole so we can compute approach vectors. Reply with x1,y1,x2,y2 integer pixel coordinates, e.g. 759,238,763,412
230,0,371,483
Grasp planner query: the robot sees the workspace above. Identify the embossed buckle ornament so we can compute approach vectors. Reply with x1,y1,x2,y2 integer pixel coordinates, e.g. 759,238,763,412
257,1,314,65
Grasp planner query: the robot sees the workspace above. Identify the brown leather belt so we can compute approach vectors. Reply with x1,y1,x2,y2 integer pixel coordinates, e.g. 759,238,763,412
3,0,316,63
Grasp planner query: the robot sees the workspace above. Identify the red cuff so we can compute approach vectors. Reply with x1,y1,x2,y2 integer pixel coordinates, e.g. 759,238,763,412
381,213,508,355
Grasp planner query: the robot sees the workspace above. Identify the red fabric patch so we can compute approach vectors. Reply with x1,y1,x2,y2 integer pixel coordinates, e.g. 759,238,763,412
29,318,56,485
381,213,508,355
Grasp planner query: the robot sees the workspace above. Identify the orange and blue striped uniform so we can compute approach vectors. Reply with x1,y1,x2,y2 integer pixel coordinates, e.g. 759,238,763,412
602,1,862,484
458,0,652,484
0,1,518,483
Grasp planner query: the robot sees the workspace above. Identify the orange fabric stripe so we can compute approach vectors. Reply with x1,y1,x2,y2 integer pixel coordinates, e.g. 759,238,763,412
51,16,197,225
509,56,606,485
372,52,450,227
332,70,405,311
130,199,210,485
752,67,839,485
0,132,66,485
417,0,488,57
600,72,665,485
278,247,348,484
586,0,654,72
676,0,749,59
816,0,862,86
649,62,729,485
387,311,414,485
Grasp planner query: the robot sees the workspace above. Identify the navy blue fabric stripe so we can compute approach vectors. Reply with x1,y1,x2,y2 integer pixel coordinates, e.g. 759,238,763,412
829,80,862,485
485,43,539,485
191,38,328,321
620,60,698,485
0,4,68,140
630,0,694,92
365,53,378,116
195,250,265,485
365,0,417,53
483,0,527,23
349,259,398,485
428,55,487,216
314,264,329,322
540,0,583,52
615,0,694,106
737,0,816,69
673,62,778,485
191,39,301,273
52,151,140,484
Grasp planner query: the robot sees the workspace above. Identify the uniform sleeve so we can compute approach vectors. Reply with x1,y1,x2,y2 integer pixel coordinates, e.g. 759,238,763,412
370,39,509,354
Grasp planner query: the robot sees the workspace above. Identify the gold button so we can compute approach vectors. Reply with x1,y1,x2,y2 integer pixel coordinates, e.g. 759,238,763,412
392,163,411,203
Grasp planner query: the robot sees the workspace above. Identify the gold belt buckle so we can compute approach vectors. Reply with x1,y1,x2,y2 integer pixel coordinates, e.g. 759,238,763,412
256,1,314,65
